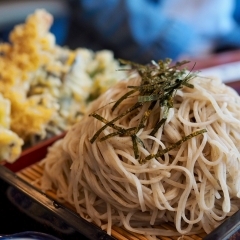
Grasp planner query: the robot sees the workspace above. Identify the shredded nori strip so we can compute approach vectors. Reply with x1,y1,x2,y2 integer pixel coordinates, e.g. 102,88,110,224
89,102,143,143
132,135,140,159
112,89,138,111
139,129,207,164
90,58,206,163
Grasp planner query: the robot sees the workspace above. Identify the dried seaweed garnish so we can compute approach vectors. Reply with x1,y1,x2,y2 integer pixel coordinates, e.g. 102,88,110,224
136,101,157,133
90,58,206,163
139,129,207,164
112,89,138,111
132,135,140,159
89,102,143,143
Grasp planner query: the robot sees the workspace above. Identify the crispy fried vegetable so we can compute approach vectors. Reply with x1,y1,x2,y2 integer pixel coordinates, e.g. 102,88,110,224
0,93,23,162
0,10,126,144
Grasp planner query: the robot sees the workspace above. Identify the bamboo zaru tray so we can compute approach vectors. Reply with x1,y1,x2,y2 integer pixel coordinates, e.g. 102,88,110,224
11,162,208,240
3,162,240,240
1,141,240,240
0,148,240,240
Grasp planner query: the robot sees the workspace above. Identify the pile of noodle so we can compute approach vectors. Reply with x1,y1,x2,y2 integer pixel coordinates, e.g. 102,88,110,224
40,73,240,238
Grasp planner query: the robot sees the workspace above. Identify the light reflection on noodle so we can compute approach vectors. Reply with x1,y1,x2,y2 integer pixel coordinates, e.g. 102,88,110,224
40,74,240,238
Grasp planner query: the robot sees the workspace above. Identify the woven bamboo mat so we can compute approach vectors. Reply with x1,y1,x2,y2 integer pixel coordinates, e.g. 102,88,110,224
16,163,207,240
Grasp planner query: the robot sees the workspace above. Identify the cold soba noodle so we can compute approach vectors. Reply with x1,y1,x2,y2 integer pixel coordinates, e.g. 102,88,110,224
40,60,240,238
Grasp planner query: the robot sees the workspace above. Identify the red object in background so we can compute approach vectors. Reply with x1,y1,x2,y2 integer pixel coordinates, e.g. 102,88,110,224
227,81,240,94
183,49,240,70
182,49,240,93
3,132,66,173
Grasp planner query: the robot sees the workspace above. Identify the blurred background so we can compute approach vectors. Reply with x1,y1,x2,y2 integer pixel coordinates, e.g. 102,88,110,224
0,0,70,45
1,0,240,63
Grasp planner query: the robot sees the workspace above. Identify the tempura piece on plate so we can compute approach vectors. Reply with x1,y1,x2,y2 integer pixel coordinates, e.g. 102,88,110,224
0,128,23,163
0,9,56,141
0,9,126,143
0,94,23,163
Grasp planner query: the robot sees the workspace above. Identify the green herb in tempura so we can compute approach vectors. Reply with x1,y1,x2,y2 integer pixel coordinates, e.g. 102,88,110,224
89,58,206,163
